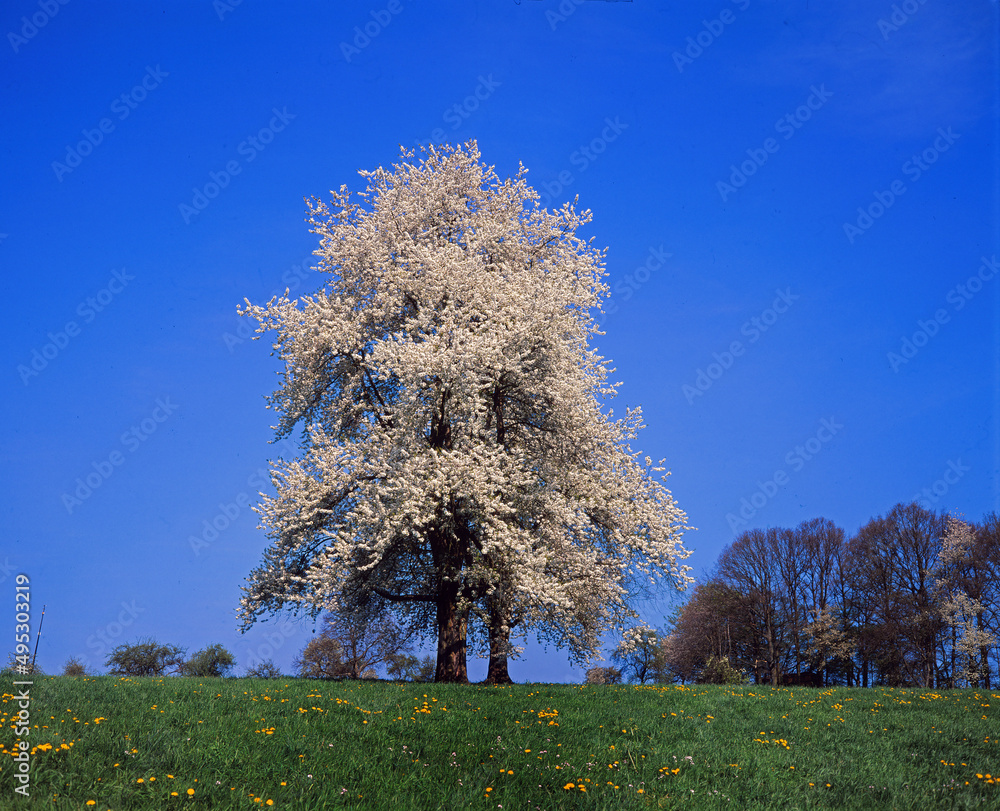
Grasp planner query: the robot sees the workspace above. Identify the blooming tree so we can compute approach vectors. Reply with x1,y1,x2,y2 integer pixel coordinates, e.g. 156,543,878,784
933,516,997,687
610,623,671,684
236,141,692,683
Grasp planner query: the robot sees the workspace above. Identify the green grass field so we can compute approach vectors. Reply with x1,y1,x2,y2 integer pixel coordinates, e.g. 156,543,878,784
1,676,997,809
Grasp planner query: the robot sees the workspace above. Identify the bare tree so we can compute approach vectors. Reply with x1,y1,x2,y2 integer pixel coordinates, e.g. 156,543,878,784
295,636,349,680
972,513,1000,687
849,503,946,687
662,579,746,683
718,529,785,684
297,603,418,680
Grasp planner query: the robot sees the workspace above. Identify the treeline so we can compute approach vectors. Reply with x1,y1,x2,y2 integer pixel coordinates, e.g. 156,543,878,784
661,503,998,689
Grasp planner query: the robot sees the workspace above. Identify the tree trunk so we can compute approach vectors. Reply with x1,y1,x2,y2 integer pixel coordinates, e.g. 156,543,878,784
484,621,514,685
481,573,515,685
978,612,990,689
434,578,469,684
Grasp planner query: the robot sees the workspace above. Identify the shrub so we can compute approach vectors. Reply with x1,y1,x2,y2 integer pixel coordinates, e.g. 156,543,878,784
585,665,623,685
62,657,88,677
106,638,185,677
2,652,44,677
696,655,749,685
245,659,282,679
182,644,236,677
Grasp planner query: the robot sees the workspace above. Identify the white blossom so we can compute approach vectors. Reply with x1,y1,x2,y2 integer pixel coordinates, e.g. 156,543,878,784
236,141,692,678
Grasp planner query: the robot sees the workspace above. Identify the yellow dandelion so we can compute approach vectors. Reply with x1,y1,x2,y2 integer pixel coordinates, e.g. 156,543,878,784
187,788,195,796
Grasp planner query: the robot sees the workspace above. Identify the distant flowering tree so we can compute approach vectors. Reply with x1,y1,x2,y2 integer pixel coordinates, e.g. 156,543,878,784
585,665,622,685
237,141,692,683
802,605,854,682
611,623,671,684
696,655,748,685
933,516,997,687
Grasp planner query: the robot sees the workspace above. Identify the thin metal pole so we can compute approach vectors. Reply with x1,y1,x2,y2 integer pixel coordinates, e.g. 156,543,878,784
30,605,45,674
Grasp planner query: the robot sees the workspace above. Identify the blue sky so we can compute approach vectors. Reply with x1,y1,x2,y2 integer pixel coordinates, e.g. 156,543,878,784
2,0,997,683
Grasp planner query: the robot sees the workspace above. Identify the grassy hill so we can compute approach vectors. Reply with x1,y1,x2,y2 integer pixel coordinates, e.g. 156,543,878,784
1,677,997,809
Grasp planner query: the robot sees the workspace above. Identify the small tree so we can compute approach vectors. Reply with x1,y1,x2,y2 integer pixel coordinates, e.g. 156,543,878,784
802,605,854,684
182,644,236,677
62,657,88,677
295,637,350,680
385,652,436,682
295,606,418,681
611,624,671,684
415,654,436,683
106,639,185,677
385,652,419,681
585,665,623,685
245,659,282,679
